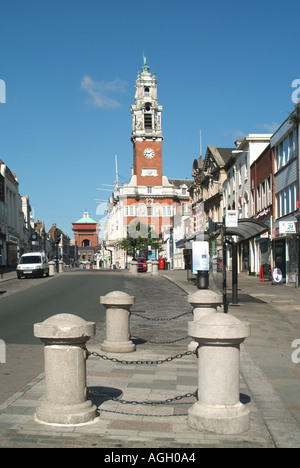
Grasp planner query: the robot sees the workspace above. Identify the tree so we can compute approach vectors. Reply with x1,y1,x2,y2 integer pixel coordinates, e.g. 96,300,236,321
119,222,163,257
289,102,300,125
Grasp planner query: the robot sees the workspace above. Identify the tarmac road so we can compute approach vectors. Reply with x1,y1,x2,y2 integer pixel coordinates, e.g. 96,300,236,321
0,270,125,405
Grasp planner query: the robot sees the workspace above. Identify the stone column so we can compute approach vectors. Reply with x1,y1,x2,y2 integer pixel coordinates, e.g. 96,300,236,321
48,261,55,276
152,260,159,276
34,314,97,426
100,291,135,353
58,260,63,273
188,313,251,434
187,289,223,351
147,260,153,273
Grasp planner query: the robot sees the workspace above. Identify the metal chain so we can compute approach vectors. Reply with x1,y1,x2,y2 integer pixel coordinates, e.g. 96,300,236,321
131,310,192,321
88,350,194,365
88,389,197,406
99,408,188,417
132,335,189,344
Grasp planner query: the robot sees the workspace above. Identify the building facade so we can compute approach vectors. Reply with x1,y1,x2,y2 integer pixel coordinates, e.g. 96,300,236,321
250,144,274,275
271,115,299,283
222,134,272,272
102,58,192,269
72,211,99,264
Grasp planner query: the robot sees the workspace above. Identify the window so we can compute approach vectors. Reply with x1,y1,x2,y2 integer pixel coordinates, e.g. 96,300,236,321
144,113,152,129
257,186,261,212
261,181,266,209
147,206,152,216
147,186,153,194
251,189,255,216
276,183,297,218
244,157,248,180
238,164,242,186
144,87,150,96
275,128,297,171
267,176,272,206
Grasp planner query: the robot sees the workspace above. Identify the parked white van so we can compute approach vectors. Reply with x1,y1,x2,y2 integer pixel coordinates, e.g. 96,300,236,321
17,252,49,279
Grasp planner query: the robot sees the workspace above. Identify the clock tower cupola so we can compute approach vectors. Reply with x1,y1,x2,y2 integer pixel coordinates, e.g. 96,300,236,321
131,56,163,186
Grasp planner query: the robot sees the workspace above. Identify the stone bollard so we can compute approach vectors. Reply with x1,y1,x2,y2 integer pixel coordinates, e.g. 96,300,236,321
130,260,138,275
187,289,223,351
100,291,135,353
58,260,64,273
147,260,153,273
188,313,251,434
48,261,55,276
152,260,159,276
34,314,97,426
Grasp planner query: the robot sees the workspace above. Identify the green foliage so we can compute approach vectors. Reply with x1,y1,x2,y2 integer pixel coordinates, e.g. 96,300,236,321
289,102,300,124
119,222,163,254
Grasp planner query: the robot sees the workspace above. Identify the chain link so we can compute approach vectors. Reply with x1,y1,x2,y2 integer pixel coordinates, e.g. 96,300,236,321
132,310,192,321
88,349,194,365
132,335,189,344
88,389,197,406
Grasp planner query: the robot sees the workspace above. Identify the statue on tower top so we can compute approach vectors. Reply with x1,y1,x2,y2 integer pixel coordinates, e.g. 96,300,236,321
142,53,150,72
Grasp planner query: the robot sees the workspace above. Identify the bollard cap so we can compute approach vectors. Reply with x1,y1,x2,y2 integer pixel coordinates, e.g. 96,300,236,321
34,314,95,341
188,290,223,307
188,313,250,341
100,290,135,307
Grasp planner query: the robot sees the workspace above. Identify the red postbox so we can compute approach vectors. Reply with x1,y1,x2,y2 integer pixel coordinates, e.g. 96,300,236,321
159,258,165,269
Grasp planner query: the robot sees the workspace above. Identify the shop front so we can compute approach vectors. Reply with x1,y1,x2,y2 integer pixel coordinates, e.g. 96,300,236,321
273,219,298,284
6,234,19,267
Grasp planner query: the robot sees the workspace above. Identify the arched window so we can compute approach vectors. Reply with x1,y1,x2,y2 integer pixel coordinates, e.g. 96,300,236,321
82,239,90,247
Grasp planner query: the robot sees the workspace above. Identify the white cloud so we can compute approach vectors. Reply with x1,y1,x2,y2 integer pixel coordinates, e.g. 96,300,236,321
80,75,127,109
261,122,280,133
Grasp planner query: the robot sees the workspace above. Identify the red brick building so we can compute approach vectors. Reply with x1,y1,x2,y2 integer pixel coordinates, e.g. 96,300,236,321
250,144,274,272
72,211,99,263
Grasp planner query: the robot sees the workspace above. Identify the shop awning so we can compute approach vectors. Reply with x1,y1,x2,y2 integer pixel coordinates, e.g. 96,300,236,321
224,218,269,242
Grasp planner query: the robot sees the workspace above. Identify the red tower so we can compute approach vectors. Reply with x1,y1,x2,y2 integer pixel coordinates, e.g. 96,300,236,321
72,211,99,263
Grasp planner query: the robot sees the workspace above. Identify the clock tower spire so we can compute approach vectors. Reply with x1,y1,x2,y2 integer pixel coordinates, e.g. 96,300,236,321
131,57,163,186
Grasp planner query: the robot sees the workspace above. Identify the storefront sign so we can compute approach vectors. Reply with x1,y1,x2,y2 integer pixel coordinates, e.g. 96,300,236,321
226,210,238,227
279,221,296,234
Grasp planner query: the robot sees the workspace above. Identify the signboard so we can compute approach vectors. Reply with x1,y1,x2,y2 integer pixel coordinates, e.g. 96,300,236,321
279,221,296,235
192,241,209,274
273,267,283,283
226,210,238,228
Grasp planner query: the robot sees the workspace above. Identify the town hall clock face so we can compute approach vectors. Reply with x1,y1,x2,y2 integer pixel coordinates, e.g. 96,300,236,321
144,148,155,159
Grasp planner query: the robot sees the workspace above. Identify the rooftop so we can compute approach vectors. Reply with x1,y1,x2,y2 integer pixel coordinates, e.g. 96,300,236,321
73,211,97,224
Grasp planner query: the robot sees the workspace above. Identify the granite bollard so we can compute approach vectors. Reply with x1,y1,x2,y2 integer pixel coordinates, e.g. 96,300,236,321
187,289,223,351
188,313,251,434
48,261,55,277
152,260,159,276
147,259,153,273
34,314,97,426
100,291,136,353
58,260,64,273
130,260,138,275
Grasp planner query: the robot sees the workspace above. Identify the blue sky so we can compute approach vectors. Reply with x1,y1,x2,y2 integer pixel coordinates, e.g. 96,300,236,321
0,0,299,239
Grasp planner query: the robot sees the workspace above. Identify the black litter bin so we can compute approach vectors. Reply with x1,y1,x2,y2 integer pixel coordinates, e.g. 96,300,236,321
197,270,209,289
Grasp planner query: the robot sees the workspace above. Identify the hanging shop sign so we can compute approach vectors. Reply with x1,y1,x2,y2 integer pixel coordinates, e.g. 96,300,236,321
279,221,296,235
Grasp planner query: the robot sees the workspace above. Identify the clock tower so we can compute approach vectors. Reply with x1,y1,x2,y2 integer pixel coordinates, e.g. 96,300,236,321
131,57,163,186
